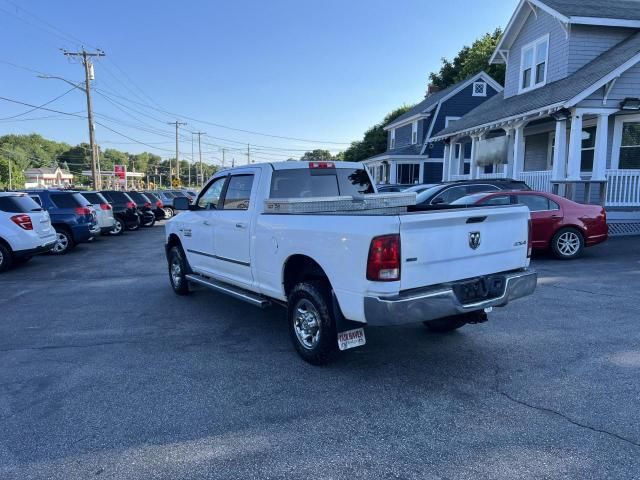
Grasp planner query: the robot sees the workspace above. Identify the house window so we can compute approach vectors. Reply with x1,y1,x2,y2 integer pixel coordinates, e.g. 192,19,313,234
520,35,549,93
472,82,487,97
620,122,640,169
581,126,597,172
411,121,418,144
397,164,420,184
390,129,396,149
445,116,461,128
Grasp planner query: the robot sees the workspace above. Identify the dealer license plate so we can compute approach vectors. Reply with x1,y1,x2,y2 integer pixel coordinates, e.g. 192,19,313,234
337,328,366,351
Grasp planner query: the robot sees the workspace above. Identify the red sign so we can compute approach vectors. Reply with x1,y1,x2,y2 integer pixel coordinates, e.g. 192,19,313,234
114,165,126,179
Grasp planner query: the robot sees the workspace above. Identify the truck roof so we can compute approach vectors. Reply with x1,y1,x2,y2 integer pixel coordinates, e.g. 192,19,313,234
270,161,362,170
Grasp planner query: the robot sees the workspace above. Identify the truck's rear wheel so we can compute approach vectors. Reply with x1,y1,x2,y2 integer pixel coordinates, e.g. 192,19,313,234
423,314,468,333
288,282,337,365
168,246,190,295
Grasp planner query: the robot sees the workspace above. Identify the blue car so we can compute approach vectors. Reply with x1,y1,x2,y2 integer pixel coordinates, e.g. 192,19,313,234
21,190,100,254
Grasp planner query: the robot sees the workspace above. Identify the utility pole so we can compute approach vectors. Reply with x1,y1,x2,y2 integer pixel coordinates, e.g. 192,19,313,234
190,134,194,187
62,48,105,189
168,121,187,187
7,157,11,190
194,132,206,186
247,144,251,165
222,148,226,168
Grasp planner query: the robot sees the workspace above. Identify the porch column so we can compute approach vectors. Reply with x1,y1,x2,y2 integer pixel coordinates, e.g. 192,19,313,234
470,135,481,179
442,143,451,181
512,124,526,179
389,161,397,184
567,110,583,180
551,118,568,181
418,162,425,184
448,140,460,178
592,113,611,181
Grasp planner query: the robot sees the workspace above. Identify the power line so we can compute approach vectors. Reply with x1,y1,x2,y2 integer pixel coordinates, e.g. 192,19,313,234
0,84,81,121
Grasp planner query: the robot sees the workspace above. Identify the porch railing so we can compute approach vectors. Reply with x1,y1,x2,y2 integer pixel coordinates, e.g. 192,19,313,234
518,170,553,192
606,169,640,207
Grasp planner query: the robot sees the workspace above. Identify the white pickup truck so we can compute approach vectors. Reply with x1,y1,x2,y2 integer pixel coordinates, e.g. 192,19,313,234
164,161,537,364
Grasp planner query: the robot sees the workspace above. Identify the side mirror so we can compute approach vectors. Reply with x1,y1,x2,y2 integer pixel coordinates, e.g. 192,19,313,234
174,196,191,211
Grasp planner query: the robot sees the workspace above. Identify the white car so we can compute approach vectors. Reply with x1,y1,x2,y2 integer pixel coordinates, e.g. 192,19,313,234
78,191,116,234
0,192,57,272
164,161,537,364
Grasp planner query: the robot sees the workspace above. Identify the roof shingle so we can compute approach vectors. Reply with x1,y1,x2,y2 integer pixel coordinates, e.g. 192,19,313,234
542,0,640,21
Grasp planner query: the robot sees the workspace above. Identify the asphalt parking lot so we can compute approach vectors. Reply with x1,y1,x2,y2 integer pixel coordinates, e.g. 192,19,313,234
1,226,639,480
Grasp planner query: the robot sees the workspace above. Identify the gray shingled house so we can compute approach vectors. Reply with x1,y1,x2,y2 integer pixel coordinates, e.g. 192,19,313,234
363,72,502,185
430,0,640,231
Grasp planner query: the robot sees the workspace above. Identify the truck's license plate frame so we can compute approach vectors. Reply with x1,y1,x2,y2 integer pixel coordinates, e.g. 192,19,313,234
337,328,366,351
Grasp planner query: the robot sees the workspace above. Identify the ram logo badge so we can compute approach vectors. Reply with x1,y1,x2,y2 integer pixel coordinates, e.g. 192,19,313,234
469,231,481,250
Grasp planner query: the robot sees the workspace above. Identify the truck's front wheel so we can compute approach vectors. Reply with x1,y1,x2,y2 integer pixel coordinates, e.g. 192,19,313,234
168,246,190,295
288,282,337,365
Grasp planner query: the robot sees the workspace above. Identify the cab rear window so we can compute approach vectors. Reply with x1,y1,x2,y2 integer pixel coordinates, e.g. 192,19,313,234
269,168,373,199
0,195,42,213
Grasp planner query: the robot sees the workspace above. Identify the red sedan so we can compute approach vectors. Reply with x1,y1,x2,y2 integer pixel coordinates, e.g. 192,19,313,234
452,190,608,259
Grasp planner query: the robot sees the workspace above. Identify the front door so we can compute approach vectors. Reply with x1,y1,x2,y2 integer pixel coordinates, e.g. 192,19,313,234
213,171,258,287
183,176,227,274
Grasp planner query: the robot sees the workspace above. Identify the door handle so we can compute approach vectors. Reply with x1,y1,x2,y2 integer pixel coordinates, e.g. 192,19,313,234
235,222,247,229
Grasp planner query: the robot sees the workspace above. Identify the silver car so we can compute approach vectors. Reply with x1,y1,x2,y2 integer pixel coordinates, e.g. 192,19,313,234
78,192,116,235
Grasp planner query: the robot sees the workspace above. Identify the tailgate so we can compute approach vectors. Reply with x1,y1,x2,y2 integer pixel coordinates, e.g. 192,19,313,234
31,211,54,238
399,205,530,291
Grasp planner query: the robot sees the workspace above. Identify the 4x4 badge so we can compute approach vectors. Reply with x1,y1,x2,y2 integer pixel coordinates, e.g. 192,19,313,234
469,231,481,250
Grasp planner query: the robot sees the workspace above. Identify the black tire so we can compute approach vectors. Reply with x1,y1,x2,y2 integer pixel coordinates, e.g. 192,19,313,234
51,227,75,255
14,256,32,265
423,314,469,333
0,243,13,272
551,227,584,260
287,282,337,365
168,246,190,295
109,217,125,236
142,217,156,228
127,221,140,231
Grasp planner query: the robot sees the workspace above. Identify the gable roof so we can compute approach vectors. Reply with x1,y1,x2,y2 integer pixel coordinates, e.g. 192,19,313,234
384,71,503,130
491,0,640,64
432,31,640,140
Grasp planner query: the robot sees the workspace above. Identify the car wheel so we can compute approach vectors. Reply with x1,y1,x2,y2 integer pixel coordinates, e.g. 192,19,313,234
423,314,468,333
288,282,337,365
127,221,140,231
0,243,13,272
168,246,190,295
163,207,173,219
551,227,584,260
51,228,74,255
110,218,124,236
142,217,156,228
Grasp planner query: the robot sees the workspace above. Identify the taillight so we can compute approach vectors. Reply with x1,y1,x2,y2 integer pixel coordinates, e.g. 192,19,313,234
367,234,400,281
10,214,33,230
75,207,92,216
309,161,335,169
156,200,163,208
144,202,152,208
527,219,532,258
126,201,136,209
100,203,112,211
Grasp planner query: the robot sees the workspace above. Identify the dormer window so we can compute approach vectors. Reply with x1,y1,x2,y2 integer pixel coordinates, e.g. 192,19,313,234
411,121,418,144
520,35,549,93
390,129,396,149
472,82,487,97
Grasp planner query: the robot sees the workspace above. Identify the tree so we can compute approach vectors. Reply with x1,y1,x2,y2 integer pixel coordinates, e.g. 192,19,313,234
428,28,505,89
342,105,414,162
0,158,26,190
299,149,336,162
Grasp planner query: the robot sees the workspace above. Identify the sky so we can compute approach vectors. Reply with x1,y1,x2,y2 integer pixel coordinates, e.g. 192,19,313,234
0,0,515,165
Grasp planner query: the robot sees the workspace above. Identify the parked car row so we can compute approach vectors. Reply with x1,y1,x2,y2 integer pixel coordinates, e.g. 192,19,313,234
378,178,609,259
0,188,195,272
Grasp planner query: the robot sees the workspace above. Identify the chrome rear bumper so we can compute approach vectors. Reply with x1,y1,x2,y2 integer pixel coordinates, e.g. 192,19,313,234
364,269,537,326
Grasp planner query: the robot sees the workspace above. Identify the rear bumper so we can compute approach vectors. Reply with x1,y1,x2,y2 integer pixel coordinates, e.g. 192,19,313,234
363,269,537,326
586,232,608,247
14,239,57,258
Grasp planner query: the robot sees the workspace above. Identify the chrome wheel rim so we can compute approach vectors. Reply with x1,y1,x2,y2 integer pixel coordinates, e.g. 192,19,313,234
164,208,173,218
53,232,68,253
170,256,182,287
293,299,321,350
557,231,580,256
112,220,122,234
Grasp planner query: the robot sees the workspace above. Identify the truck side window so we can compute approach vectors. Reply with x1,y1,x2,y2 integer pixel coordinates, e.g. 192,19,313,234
198,177,226,210
222,175,254,210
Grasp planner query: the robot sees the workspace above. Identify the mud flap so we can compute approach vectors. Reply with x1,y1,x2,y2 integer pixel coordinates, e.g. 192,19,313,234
332,292,366,351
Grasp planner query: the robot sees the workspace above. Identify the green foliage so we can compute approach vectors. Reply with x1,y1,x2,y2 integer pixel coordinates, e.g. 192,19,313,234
0,157,26,190
429,28,505,89
342,105,414,162
299,149,338,162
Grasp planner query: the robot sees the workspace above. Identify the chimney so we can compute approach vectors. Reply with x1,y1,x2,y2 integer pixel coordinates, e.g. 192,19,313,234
426,84,440,97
